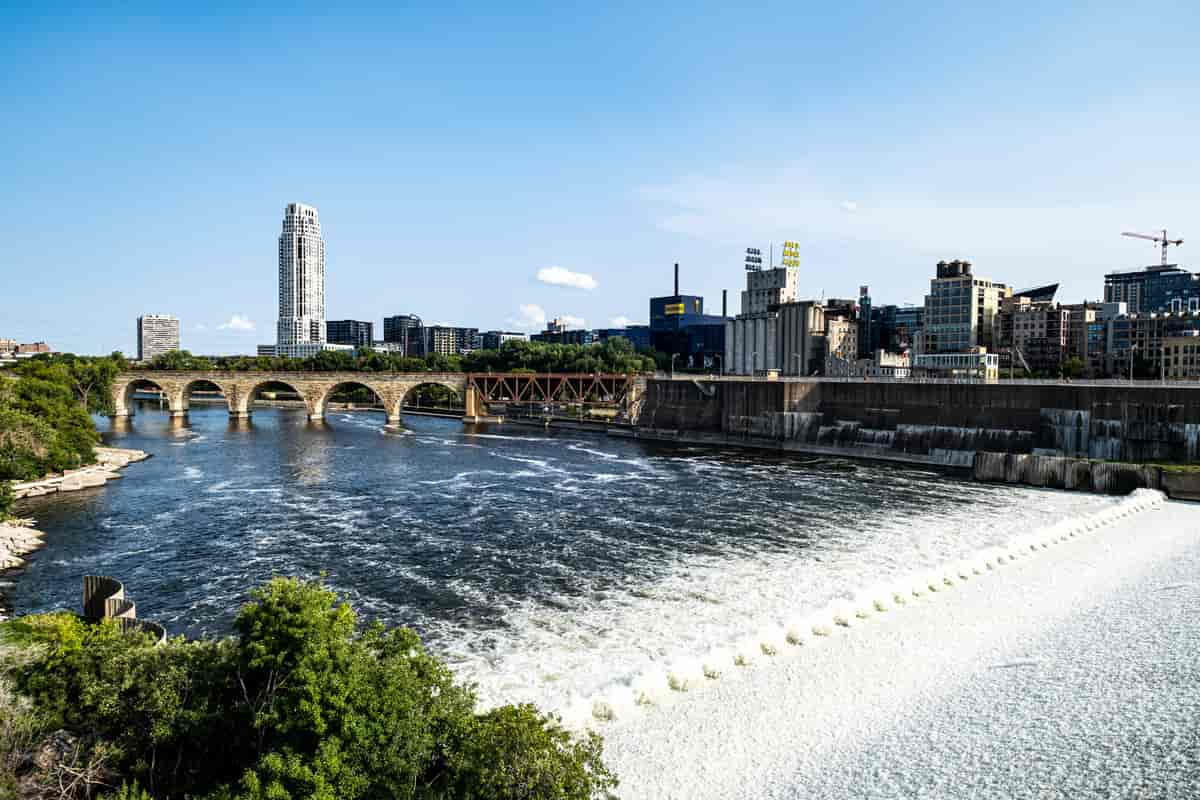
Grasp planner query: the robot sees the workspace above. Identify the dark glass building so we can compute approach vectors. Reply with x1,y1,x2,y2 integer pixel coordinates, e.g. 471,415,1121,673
648,264,729,370
1104,265,1200,314
595,325,652,352
326,319,373,348
383,314,423,356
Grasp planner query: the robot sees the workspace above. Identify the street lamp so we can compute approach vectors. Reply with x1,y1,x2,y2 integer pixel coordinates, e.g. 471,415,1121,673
670,353,679,378
1129,344,1137,382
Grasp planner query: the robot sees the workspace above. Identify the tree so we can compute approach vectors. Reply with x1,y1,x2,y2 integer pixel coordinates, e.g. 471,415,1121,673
0,480,13,519
7,578,617,800
149,350,213,371
1060,357,1085,379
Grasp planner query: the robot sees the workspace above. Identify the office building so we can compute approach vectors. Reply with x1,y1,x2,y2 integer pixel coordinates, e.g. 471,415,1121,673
137,314,180,362
1162,332,1200,379
481,330,527,350
531,318,594,346
326,319,373,349
594,326,651,351
1104,265,1200,314
424,326,479,356
922,259,1010,353
383,314,423,356
1106,310,1200,378
824,315,858,373
913,351,1000,382
992,295,1068,374
275,202,327,358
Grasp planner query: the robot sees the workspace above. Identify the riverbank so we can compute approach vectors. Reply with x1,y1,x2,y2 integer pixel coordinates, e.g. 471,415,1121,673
3,446,149,620
0,518,45,621
11,447,150,500
603,490,1198,798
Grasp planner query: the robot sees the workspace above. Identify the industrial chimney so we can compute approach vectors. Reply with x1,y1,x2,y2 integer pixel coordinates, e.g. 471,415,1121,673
674,263,680,297
722,289,727,317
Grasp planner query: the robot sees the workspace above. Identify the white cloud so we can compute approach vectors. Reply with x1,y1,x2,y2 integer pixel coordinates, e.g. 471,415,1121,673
218,314,256,332
610,316,644,328
509,303,547,331
558,314,586,328
194,323,207,331
536,265,598,290
840,200,859,213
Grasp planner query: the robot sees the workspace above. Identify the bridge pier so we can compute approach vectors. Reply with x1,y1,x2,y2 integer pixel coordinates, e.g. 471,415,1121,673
464,386,480,421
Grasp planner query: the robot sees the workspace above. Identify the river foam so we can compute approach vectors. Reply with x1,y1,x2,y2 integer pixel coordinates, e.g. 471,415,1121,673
442,483,1149,731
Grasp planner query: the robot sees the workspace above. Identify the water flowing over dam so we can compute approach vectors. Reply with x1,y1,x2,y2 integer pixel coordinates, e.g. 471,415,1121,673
635,378,1200,472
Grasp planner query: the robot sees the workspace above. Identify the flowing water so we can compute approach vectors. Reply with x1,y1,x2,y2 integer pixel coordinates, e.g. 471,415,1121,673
11,403,1114,725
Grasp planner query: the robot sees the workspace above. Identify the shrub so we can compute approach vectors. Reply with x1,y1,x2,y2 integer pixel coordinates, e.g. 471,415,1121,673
6,580,617,800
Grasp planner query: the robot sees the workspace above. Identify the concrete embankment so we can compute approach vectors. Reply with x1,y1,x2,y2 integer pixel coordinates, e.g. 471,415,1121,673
616,427,1200,499
972,451,1200,499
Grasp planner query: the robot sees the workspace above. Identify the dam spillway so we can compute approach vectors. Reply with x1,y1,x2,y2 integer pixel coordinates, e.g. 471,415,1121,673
635,378,1200,469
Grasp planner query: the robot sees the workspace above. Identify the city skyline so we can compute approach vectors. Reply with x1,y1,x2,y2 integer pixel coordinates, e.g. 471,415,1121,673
3,2,1198,355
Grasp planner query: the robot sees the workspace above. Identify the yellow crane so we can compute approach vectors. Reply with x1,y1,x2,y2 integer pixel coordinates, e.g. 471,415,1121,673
1122,229,1184,265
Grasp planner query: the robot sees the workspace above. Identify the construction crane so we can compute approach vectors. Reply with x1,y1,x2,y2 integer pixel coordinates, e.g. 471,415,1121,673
1122,229,1184,266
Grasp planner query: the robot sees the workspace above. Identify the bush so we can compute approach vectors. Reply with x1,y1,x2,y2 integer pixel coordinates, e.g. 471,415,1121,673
6,580,617,800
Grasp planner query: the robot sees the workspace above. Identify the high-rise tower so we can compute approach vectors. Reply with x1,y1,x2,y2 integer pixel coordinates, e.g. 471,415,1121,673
276,202,327,357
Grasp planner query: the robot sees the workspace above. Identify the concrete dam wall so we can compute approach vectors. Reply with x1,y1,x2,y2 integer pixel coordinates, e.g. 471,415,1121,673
635,379,1200,469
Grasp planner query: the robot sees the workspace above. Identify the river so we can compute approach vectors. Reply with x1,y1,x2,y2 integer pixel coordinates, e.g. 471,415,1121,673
12,402,1112,726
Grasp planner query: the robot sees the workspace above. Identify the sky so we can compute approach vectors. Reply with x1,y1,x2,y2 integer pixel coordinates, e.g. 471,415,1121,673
2,1,1198,355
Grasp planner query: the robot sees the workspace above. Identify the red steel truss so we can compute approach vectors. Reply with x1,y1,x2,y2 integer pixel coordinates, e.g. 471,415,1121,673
466,373,634,407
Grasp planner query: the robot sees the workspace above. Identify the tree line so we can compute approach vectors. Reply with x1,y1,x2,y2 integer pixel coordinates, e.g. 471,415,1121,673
1,578,617,799
138,338,656,375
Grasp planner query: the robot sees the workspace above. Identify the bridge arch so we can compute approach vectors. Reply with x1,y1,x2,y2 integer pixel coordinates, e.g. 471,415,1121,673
112,376,186,417
235,379,315,418
400,381,464,418
180,378,228,414
313,380,396,423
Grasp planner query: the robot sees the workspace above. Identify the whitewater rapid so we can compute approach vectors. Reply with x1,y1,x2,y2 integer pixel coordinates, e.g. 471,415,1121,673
442,479,1141,730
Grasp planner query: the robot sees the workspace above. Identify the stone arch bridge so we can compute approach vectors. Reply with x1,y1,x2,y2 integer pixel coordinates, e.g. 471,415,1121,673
112,371,642,425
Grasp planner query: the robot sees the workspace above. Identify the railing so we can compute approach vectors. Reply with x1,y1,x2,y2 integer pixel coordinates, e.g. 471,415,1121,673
656,374,1200,388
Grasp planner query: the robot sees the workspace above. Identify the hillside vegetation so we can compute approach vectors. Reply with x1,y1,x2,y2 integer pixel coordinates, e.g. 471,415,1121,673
1,578,616,800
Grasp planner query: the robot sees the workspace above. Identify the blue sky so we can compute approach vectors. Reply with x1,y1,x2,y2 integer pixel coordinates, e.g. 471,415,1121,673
2,1,1198,355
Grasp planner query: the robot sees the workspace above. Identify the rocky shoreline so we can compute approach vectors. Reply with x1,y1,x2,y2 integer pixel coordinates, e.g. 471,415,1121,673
12,447,150,499
1,446,150,621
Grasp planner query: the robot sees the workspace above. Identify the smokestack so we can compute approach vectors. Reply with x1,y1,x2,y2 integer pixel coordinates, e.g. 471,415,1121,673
674,262,679,296
722,289,727,318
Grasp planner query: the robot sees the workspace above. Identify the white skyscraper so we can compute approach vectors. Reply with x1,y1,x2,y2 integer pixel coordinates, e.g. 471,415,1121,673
137,314,180,362
275,202,327,358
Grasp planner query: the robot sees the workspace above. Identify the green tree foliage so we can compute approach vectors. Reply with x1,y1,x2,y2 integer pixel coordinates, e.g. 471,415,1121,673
137,340,653,376
0,481,13,519
6,579,617,800
0,373,98,481
1060,356,1086,379
148,350,214,371
462,339,653,375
